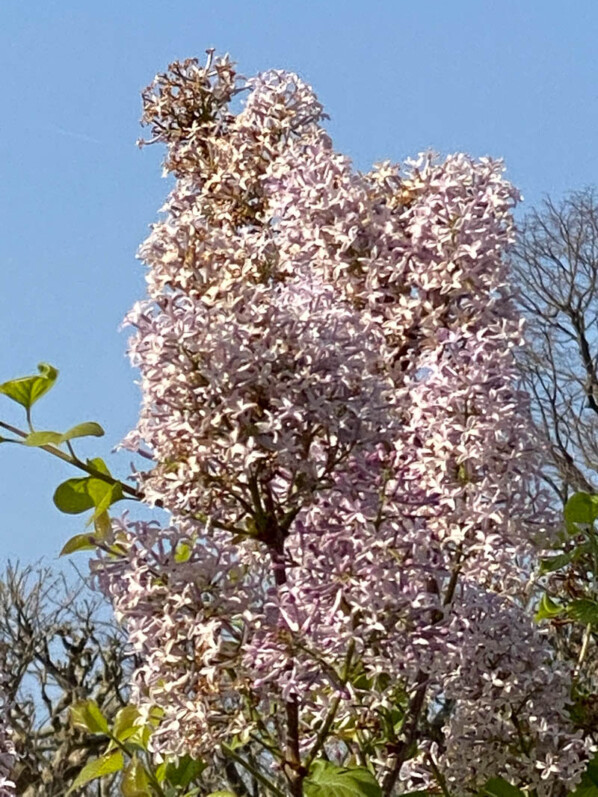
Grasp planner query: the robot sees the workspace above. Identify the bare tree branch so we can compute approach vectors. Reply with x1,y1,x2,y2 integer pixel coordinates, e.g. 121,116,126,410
512,188,598,502
0,563,130,796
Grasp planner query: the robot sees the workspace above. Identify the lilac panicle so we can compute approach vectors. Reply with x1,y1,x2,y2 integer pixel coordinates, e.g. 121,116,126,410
94,52,591,792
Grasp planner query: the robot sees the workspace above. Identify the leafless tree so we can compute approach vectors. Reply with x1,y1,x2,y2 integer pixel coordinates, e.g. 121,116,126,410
0,563,131,796
512,188,598,503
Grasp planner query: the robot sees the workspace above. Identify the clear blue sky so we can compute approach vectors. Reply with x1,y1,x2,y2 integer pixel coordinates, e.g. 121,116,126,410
1,0,597,563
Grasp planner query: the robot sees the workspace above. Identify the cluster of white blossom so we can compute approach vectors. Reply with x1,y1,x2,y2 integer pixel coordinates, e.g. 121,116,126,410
95,52,591,792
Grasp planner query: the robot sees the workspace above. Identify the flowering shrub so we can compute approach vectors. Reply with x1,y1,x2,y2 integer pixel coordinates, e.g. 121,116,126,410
1,51,596,796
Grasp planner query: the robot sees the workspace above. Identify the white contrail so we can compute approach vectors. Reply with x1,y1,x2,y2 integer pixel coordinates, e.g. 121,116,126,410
46,123,102,145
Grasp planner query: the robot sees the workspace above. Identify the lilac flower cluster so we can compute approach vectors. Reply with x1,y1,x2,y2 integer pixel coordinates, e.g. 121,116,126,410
403,587,588,794
95,53,590,791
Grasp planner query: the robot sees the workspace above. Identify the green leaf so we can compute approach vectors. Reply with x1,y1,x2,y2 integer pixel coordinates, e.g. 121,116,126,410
66,750,123,794
206,792,238,797
540,544,589,573
121,756,151,797
70,699,109,735
304,761,382,797
535,593,564,622
565,492,598,531
571,780,598,797
162,755,207,788
112,705,142,743
60,533,97,556
53,476,123,517
567,599,598,625
86,479,124,523
174,541,192,563
481,777,525,797
155,761,168,783
570,754,598,797
93,510,113,540
54,478,96,514
25,423,105,449
24,430,64,447
87,456,111,475
61,421,105,441
0,363,58,410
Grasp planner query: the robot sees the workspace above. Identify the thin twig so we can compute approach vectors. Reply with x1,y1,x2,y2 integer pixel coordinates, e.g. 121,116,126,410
425,752,452,797
304,639,356,770
0,420,142,500
221,744,286,797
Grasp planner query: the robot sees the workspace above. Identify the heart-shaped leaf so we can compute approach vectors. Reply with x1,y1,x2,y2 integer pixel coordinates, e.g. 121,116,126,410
0,363,58,410
86,480,124,524
112,705,142,743
25,422,105,449
304,761,382,797
54,476,123,517
161,755,207,788
540,544,589,573
54,478,96,514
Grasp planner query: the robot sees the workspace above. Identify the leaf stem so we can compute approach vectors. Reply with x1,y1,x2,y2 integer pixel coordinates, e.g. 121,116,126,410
425,752,451,797
575,623,592,680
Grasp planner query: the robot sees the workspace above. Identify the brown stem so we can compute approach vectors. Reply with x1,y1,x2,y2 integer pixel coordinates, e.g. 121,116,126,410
268,534,304,796
285,695,303,796
382,547,464,795
304,639,356,771
381,669,428,796
443,544,465,606
269,536,287,588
